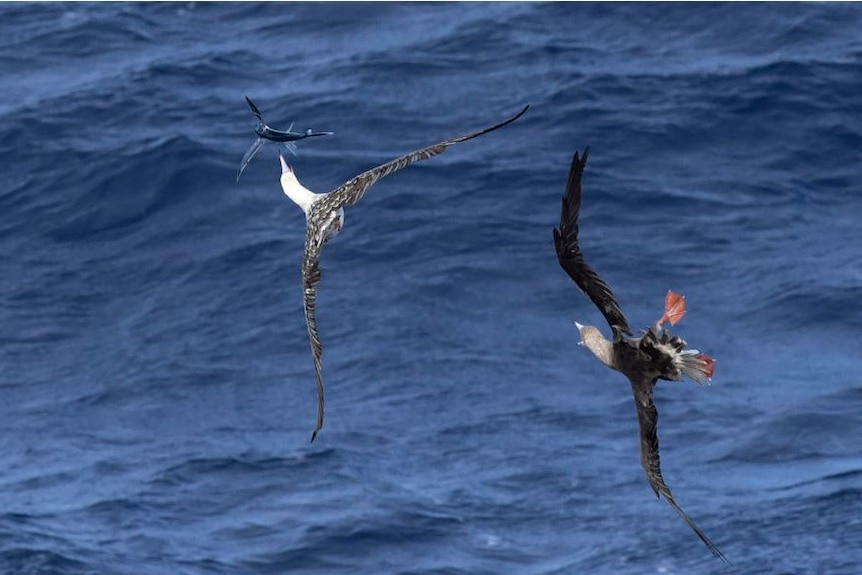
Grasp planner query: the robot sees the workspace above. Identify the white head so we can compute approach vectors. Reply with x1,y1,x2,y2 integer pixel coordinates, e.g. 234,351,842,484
279,154,316,212
280,153,296,182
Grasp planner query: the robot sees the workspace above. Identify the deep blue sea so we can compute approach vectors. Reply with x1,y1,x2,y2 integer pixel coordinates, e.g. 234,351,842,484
2,3,861,574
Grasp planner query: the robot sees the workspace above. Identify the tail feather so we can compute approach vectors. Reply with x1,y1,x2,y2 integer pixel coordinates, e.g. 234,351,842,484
675,349,715,384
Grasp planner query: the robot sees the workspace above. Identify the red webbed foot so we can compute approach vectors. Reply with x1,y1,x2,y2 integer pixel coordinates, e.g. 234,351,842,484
658,290,687,326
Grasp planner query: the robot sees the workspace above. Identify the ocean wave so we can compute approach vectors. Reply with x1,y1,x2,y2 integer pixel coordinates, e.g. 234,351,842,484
2,3,861,574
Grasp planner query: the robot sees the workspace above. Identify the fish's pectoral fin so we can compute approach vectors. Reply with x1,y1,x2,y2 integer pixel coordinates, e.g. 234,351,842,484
283,141,298,156
237,137,266,183
245,96,265,124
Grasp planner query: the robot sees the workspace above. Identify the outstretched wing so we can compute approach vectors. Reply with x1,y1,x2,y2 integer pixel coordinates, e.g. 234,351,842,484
324,105,529,209
553,148,632,335
245,96,265,124
237,137,266,183
301,220,327,443
629,375,729,563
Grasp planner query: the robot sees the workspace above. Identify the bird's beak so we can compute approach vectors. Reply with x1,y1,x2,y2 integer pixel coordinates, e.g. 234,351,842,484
279,154,293,174
574,321,585,345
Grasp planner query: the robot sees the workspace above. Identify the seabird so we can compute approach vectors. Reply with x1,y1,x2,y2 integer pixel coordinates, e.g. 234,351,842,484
237,96,334,183
552,148,727,562
280,105,529,442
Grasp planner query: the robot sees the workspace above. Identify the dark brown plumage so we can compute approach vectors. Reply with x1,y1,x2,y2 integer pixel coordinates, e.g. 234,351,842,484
553,149,727,563
553,149,632,336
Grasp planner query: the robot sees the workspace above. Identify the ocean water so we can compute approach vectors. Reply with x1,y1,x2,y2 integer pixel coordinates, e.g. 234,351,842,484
1,2,861,574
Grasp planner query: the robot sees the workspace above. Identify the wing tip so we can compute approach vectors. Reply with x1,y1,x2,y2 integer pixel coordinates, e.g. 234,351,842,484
572,146,590,169
662,490,730,564
576,146,589,162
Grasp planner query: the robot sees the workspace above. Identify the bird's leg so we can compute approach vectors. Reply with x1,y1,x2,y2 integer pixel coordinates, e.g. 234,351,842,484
657,290,686,326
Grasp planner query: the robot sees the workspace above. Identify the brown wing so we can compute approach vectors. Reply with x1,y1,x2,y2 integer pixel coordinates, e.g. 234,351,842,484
302,220,326,443
629,375,729,563
324,105,529,209
553,149,632,335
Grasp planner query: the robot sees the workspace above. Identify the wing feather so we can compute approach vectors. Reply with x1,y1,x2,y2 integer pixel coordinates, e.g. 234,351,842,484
302,222,326,443
553,149,632,334
326,105,529,208
629,375,729,563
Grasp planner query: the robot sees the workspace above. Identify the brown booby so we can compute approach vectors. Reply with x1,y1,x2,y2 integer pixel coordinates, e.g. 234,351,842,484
553,148,727,563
